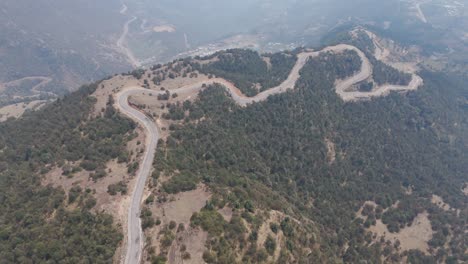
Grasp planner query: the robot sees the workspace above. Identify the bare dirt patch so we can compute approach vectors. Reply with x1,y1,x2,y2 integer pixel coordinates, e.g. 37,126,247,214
369,212,433,253
154,74,210,91
153,25,176,33
144,184,211,263
41,159,130,219
431,194,460,215
357,201,433,253
195,56,220,65
431,195,451,211
325,138,336,164
153,184,211,226
403,185,414,195
262,56,272,69
217,206,233,222
167,228,208,264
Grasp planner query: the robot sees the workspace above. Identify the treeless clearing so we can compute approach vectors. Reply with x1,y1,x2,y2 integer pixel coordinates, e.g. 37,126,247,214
143,184,211,263
217,206,233,222
195,56,220,65
356,201,433,253
262,56,272,69
369,212,433,253
431,195,452,211
153,73,210,91
41,159,129,218
167,228,208,264
152,184,211,225
153,25,176,33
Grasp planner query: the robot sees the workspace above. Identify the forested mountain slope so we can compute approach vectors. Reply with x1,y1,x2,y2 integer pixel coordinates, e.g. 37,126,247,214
0,84,136,262
0,28,466,264
146,41,467,262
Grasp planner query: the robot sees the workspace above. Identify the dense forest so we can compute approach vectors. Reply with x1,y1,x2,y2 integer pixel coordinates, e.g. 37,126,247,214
197,49,298,96
154,49,467,262
325,29,413,86
0,84,135,262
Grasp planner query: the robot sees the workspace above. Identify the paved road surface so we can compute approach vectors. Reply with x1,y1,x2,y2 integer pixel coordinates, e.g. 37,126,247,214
116,89,158,264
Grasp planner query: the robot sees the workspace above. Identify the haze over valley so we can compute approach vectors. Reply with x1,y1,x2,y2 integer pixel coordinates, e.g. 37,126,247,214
0,1,466,264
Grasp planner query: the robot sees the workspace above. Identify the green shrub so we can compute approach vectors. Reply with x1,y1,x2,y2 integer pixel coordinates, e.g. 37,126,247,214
190,210,226,236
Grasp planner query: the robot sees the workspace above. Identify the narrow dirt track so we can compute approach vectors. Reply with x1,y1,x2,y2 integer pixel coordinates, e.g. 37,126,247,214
117,16,140,68
416,2,428,23
117,3,140,68
117,43,423,264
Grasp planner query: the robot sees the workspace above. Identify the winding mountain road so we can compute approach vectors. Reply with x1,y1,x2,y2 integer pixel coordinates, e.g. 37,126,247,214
116,43,423,264
116,88,159,264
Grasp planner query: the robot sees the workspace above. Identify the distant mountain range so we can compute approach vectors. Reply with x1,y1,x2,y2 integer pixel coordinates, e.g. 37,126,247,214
0,0,466,105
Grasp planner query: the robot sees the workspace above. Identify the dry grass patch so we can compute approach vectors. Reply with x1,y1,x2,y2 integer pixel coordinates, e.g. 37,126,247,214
143,185,211,263
91,74,141,117
217,206,233,222
153,25,176,33
166,228,208,264
357,201,433,253
154,73,210,91
431,195,451,211
153,184,211,226
325,138,336,164
262,56,272,69
369,212,433,253
41,159,129,219
128,81,206,139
